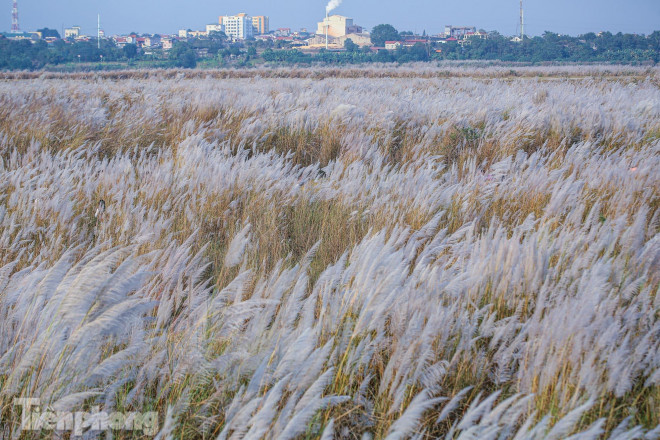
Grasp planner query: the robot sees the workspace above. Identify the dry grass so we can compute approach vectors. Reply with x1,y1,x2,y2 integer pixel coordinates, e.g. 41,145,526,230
0,65,658,439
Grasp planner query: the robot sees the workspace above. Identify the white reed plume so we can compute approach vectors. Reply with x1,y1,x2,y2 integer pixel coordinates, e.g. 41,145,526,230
224,223,251,268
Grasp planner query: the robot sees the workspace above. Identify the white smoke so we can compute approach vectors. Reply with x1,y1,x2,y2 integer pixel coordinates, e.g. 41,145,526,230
325,0,342,14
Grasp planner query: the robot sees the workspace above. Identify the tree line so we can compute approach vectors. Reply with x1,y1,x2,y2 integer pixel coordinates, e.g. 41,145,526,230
0,25,658,71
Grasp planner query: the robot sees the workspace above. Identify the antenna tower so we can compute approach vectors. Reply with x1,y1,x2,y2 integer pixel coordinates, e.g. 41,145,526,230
519,0,524,40
11,0,19,33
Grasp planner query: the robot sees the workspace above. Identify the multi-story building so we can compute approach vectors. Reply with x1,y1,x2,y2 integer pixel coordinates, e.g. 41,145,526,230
251,16,269,35
114,36,128,47
316,15,362,38
64,26,81,39
144,35,160,47
219,13,253,40
206,24,223,35
219,13,267,39
444,25,476,39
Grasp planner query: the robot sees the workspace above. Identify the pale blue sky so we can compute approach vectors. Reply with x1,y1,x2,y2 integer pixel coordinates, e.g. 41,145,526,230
10,0,660,37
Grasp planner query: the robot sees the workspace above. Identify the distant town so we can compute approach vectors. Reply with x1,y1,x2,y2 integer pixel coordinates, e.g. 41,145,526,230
2,12,489,52
1,10,659,69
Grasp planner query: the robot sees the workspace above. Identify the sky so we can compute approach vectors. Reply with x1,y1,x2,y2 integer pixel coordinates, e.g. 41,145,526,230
9,0,660,37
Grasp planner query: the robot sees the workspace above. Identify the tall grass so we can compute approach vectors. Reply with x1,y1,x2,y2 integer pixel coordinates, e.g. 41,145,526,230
0,65,658,439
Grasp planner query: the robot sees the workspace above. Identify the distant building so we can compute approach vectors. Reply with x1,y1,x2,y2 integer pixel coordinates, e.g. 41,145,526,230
1,31,38,41
306,31,370,49
338,33,371,47
306,33,338,48
463,30,487,40
114,36,128,47
162,38,174,50
251,16,269,35
188,30,207,38
178,29,189,38
293,30,310,38
64,26,81,39
206,24,223,35
219,13,254,40
144,35,160,47
316,15,362,38
195,48,209,57
402,39,428,47
255,34,275,42
444,25,476,39
385,41,402,50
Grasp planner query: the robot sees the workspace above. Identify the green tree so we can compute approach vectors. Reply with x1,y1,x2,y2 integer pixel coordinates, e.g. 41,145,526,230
179,50,197,68
344,38,358,52
170,41,197,68
208,31,227,42
410,42,429,61
371,24,400,47
373,48,393,62
123,43,138,59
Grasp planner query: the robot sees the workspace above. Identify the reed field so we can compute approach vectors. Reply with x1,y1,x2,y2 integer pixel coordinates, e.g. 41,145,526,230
0,64,658,439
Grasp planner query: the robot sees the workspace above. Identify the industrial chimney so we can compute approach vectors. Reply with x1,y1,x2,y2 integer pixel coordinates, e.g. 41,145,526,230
325,12,328,50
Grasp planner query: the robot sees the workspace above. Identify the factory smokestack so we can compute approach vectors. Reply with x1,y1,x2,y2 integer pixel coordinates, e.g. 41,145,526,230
324,0,342,50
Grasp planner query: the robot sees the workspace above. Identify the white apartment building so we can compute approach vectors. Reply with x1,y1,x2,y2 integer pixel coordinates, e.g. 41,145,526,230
206,24,224,35
220,14,253,40
64,26,81,39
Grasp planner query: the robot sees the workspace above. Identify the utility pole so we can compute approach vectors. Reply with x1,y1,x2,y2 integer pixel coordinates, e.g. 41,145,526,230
520,0,524,40
11,0,19,33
